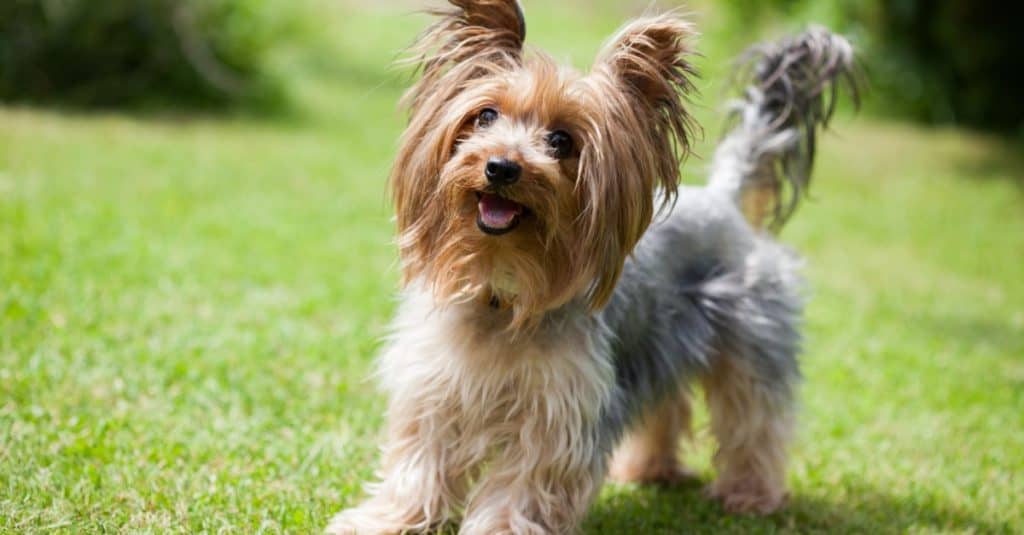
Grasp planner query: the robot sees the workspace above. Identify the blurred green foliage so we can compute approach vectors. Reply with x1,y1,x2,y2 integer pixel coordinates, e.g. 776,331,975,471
2,0,1020,131
721,0,1023,134
863,0,1022,132
0,0,310,110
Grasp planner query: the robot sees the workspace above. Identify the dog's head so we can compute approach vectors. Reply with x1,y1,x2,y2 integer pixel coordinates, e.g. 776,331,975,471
392,1,696,328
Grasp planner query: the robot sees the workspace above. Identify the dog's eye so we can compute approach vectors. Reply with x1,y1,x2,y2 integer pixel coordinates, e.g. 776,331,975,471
546,130,574,159
476,108,499,129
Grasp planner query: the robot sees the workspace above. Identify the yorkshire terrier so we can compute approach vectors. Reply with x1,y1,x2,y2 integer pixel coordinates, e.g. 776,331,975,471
328,1,858,533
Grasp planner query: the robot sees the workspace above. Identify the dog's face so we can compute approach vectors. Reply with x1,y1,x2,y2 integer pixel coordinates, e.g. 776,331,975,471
392,1,696,328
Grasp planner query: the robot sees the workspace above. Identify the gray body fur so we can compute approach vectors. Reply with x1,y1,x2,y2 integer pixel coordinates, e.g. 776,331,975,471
596,186,803,451
593,26,858,453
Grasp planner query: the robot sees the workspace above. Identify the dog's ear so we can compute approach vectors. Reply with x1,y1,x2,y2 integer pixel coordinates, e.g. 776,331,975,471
591,14,697,186
404,0,526,113
389,1,525,286
575,15,698,309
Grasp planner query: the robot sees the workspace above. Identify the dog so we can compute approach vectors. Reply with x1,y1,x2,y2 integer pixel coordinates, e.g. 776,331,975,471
328,2,858,533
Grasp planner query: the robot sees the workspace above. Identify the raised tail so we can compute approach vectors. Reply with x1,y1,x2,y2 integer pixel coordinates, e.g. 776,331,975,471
708,26,861,232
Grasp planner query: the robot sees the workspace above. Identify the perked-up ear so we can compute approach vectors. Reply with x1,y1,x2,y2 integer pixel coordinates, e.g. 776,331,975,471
593,13,697,191
390,1,526,287
576,14,698,310
403,0,527,113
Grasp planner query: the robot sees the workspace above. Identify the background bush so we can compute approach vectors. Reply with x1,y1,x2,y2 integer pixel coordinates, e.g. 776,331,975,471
3,0,1020,132
858,0,1023,133
0,0,308,110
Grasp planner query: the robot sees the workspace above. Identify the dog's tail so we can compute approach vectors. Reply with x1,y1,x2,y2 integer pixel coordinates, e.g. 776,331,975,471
707,26,861,232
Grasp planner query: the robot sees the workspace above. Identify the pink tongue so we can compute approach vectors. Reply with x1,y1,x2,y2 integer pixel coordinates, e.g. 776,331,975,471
478,193,521,229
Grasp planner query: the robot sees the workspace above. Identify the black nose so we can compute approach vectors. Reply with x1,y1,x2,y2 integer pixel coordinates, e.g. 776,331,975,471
485,157,522,186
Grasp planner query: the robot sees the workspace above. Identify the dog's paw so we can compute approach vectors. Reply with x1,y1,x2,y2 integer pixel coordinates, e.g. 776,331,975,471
705,479,788,515
325,505,422,535
609,457,700,486
323,512,358,535
324,509,372,535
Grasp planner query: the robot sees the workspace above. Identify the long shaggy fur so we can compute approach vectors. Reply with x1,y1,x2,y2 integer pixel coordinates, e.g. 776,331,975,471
710,25,861,231
327,3,859,532
578,14,698,308
391,2,697,329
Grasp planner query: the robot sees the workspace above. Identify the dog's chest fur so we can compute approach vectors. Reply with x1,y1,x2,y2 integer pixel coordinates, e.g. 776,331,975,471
377,288,616,453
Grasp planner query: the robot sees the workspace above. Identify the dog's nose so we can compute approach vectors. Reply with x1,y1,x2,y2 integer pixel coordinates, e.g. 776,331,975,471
485,157,521,186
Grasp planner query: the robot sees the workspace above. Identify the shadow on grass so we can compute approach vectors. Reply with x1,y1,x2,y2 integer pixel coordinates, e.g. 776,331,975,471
584,481,1010,534
952,135,1024,197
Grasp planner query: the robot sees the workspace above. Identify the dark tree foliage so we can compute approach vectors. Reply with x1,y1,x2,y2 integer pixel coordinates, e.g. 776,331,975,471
870,0,1024,132
0,0,295,109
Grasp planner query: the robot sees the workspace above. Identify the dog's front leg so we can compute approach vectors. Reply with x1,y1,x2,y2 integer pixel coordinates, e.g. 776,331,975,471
327,406,468,535
459,422,605,535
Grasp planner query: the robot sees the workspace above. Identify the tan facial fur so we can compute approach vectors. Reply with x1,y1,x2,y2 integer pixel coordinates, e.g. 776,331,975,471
389,3,696,330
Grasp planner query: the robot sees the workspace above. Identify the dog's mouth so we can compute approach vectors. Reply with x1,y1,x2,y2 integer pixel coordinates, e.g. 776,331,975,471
476,192,526,235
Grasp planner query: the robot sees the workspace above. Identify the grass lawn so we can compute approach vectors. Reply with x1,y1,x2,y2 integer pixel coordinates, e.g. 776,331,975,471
2,2,1023,533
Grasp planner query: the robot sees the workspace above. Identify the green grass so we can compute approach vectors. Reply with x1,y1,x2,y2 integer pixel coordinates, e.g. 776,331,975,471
2,2,1023,533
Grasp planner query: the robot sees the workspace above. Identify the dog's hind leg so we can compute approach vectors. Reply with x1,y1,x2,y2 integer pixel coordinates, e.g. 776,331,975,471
702,354,795,515
608,387,698,485
696,237,803,515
